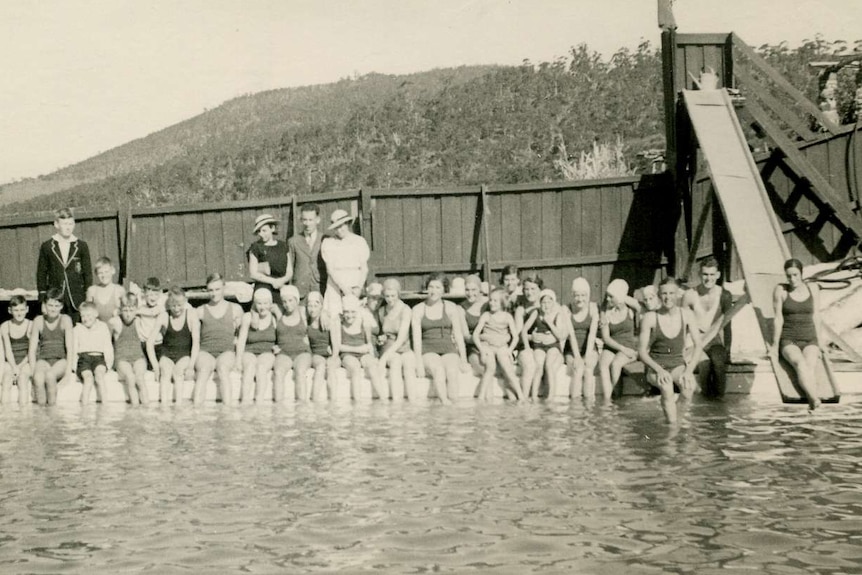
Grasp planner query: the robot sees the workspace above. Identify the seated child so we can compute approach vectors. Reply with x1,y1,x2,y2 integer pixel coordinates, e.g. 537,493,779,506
29,288,75,405
236,288,278,403
111,294,149,405
472,289,523,401
74,301,114,403
1,295,31,405
332,294,387,401
86,257,125,323
150,287,200,404
272,286,313,402
136,277,166,359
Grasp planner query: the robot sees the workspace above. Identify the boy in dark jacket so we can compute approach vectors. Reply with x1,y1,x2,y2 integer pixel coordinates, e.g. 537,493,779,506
36,208,92,322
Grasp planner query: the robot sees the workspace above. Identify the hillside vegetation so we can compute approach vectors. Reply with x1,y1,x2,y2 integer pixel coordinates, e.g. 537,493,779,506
2,37,857,215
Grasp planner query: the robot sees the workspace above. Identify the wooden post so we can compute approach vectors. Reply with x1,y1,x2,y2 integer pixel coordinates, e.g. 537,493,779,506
479,185,492,282
291,194,298,238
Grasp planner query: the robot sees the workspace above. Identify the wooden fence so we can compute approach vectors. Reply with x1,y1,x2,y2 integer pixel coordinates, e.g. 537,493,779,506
0,176,672,300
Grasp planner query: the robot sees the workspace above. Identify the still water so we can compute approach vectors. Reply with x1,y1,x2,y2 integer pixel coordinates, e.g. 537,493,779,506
1,394,861,574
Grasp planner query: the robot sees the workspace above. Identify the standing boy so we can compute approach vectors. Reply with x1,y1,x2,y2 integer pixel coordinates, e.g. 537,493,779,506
36,208,92,321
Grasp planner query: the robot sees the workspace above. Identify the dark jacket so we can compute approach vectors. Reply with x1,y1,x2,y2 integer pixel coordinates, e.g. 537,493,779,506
36,237,92,311
287,232,326,298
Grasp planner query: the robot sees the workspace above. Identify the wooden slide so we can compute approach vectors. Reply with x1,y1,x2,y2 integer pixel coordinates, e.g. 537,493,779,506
682,89,839,404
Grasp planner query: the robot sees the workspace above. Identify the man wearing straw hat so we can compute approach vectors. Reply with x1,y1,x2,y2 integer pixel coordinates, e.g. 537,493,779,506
320,209,369,316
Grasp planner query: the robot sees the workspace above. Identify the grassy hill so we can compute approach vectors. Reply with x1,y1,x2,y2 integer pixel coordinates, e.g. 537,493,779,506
3,37,850,216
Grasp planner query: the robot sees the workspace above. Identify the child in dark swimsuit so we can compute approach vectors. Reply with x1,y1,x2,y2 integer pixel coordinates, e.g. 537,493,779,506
29,288,75,405
237,288,278,403
151,286,200,404
564,278,600,401
111,294,149,405
272,285,313,402
599,279,640,403
333,294,387,401
1,295,32,405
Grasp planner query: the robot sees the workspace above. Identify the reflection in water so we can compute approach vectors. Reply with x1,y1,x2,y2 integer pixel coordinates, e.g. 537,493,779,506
0,395,861,573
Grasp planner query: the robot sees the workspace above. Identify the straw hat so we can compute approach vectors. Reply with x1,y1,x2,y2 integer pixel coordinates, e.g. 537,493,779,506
328,209,354,230
253,214,279,234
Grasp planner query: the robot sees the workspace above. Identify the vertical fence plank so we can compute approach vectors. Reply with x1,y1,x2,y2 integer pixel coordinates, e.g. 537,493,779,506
420,196,441,266
164,216,185,285
440,195,463,265
519,192,542,261
500,194,521,263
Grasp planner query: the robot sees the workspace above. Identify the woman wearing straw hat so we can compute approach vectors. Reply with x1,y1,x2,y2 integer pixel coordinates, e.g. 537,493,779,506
248,214,292,303
320,209,369,317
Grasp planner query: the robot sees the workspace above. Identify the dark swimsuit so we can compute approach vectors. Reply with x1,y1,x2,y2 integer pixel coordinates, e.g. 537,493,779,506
607,310,637,350
779,285,818,350
649,310,686,371
565,307,592,357
276,316,310,359
421,305,457,355
160,312,192,362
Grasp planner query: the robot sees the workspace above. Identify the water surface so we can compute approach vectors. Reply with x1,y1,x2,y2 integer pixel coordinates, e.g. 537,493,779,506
1,395,861,574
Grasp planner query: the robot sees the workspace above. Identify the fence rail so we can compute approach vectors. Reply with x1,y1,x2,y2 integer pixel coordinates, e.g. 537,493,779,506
0,175,672,300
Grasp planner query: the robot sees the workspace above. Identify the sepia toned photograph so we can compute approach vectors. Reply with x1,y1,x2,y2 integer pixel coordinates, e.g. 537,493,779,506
1,0,861,572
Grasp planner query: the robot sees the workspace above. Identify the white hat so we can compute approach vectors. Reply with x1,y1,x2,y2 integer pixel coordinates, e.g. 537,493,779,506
328,209,354,230
253,213,279,234
279,285,300,302
449,277,466,296
539,289,557,302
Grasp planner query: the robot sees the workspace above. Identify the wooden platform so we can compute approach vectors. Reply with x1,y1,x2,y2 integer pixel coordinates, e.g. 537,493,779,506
6,359,859,404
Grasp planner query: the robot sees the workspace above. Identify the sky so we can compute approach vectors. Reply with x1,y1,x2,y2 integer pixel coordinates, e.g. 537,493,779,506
1,0,860,185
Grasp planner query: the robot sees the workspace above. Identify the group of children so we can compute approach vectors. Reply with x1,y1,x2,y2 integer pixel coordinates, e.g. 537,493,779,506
0,263,171,406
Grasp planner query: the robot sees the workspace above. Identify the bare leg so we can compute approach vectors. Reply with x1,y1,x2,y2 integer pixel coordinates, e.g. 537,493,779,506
80,370,94,404
530,349,547,400
545,348,563,399
254,352,275,402
159,356,175,404
117,361,137,404
293,353,312,401
386,354,404,402
783,344,822,410
423,353,450,404
93,365,107,403
1,363,12,405
33,360,51,405
442,353,461,401
214,351,237,405
194,352,216,404
241,352,257,404
495,348,522,400
17,363,32,406
342,355,363,400
272,354,292,403
476,350,497,401
45,360,66,406
610,352,634,401
311,355,328,401
647,370,678,424
134,359,150,405
519,351,535,399
583,350,598,402
401,351,417,401
598,349,615,401
173,357,191,404
362,355,387,400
